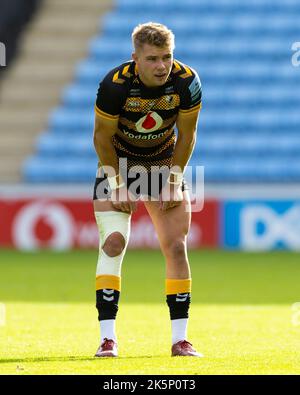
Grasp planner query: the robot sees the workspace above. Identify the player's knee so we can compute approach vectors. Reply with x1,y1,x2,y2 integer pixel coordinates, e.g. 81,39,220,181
165,238,186,260
102,232,126,257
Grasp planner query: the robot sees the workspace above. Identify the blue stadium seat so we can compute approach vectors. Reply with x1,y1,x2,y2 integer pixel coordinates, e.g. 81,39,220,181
36,133,96,157
195,134,300,157
75,59,298,85
100,14,300,37
48,108,94,132
115,0,300,14
24,157,97,183
194,158,300,182
22,0,300,183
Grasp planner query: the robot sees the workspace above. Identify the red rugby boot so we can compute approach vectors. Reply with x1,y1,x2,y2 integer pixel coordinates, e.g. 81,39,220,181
171,340,203,357
95,338,118,357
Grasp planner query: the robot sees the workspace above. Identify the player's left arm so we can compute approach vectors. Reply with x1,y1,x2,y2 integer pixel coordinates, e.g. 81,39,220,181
172,108,200,173
160,67,202,210
172,68,202,175
160,109,199,210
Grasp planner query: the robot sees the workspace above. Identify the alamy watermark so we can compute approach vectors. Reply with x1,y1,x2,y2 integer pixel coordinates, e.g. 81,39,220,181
291,42,300,67
95,159,204,212
0,42,6,67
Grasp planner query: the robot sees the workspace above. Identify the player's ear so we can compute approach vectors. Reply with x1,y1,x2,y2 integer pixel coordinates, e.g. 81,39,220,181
132,52,137,62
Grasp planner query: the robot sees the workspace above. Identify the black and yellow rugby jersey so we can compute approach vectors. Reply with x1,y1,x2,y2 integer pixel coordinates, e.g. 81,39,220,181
95,59,202,171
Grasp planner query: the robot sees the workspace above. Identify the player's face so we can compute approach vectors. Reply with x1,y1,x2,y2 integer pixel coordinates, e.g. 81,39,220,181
132,44,173,88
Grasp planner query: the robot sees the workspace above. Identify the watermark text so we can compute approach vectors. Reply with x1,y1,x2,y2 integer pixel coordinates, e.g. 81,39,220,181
291,42,300,67
95,159,204,212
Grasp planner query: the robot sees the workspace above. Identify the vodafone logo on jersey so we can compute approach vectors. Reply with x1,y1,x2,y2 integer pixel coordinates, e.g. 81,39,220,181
135,111,163,133
12,201,74,250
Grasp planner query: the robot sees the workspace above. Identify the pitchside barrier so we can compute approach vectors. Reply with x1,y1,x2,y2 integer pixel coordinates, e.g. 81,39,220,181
0,184,300,251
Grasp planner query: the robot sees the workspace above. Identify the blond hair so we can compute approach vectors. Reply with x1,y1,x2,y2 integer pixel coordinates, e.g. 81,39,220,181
132,22,175,52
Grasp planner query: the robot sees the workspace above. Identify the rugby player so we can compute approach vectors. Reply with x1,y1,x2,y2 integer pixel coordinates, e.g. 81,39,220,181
93,22,202,357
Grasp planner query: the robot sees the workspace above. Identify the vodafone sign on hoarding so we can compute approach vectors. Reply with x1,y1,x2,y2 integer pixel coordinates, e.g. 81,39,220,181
0,199,96,250
0,198,219,250
12,201,75,250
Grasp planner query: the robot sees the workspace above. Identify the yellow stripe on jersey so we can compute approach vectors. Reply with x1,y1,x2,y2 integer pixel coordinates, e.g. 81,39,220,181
122,64,133,78
183,65,193,75
122,65,130,75
112,70,125,84
173,60,182,73
96,274,121,292
178,103,202,115
113,71,119,81
123,94,180,113
95,105,119,120
166,278,192,295
179,65,193,79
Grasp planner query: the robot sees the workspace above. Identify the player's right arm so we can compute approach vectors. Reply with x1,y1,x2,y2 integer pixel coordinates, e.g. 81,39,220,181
93,112,119,176
93,114,136,213
93,70,136,213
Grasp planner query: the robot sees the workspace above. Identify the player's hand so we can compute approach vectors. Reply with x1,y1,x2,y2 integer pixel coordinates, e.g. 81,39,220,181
110,185,137,214
159,182,183,211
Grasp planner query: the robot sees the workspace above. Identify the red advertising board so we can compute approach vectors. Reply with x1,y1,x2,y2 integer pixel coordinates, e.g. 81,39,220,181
0,198,219,249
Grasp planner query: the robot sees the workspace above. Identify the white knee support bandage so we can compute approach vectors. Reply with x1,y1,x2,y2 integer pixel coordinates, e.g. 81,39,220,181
95,211,131,277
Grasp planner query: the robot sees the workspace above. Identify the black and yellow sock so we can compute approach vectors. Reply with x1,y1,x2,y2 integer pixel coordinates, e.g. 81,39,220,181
166,278,191,320
96,275,121,321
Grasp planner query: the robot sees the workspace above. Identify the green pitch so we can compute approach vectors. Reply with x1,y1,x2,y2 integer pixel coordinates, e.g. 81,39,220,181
1,249,300,375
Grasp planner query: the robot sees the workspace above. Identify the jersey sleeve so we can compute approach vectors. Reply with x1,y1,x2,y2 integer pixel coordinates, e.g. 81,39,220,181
178,69,202,115
95,69,127,120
